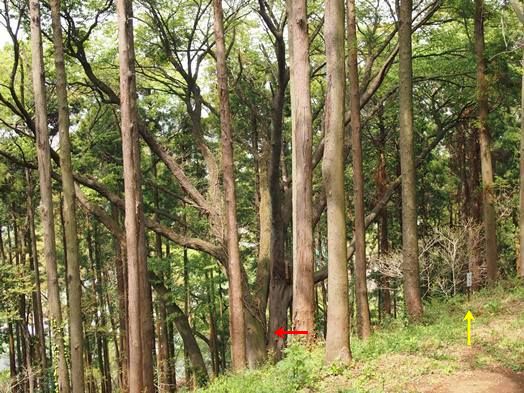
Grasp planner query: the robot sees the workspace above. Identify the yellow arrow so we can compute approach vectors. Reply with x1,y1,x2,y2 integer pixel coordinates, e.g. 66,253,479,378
463,310,474,346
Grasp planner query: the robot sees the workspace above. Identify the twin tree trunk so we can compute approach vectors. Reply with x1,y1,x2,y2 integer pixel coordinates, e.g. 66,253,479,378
49,0,85,390
212,0,247,370
28,1,71,391
398,0,423,320
288,0,315,336
474,0,498,283
116,0,154,391
323,0,351,362
347,0,372,339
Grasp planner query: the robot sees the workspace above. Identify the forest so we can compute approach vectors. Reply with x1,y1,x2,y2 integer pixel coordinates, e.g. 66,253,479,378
0,0,523,391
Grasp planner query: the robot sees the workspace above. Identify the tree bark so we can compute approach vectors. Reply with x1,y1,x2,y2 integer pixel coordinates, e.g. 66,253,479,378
28,1,71,391
511,1,524,278
474,0,497,283
347,0,371,340
249,146,270,367
398,0,423,320
509,5,524,274
93,224,112,393
49,1,85,389
323,0,351,362
288,0,315,337
116,0,154,391
25,169,48,391
261,0,291,359
153,280,209,386
212,0,247,370
111,207,128,391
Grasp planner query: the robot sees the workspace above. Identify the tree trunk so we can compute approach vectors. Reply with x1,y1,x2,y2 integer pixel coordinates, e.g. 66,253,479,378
206,270,220,376
474,0,497,283
347,0,371,340
93,225,112,393
116,0,154,391
376,149,392,315
461,124,483,290
25,169,48,391
398,0,423,320
112,207,128,391
266,12,290,360
323,0,351,362
28,1,71,390
250,147,270,367
511,0,524,280
8,322,16,389
153,281,209,386
157,300,173,393
212,0,247,370
288,0,315,337
519,49,524,278
155,238,173,393
49,0,85,390
182,246,192,386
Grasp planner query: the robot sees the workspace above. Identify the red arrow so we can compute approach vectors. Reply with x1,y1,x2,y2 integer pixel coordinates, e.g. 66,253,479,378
274,327,309,338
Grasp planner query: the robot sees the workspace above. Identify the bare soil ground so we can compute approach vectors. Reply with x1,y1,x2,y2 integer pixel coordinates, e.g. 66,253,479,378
425,369,524,393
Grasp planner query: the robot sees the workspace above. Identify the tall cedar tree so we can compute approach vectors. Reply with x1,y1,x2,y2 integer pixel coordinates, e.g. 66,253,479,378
212,0,247,370
510,0,524,277
288,0,315,336
398,0,423,319
475,0,498,283
323,0,351,362
347,0,372,339
28,0,71,391
116,0,155,391
49,0,86,389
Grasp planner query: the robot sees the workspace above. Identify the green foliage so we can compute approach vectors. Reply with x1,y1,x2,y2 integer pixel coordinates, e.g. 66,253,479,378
197,281,524,392
197,344,324,393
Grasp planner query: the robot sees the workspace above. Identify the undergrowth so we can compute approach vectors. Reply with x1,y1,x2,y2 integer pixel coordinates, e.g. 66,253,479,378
195,279,524,393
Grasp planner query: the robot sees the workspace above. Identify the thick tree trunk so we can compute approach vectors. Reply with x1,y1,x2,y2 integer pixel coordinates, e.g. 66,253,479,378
511,0,524,280
323,0,351,362
249,149,270,367
474,0,498,283
462,125,483,290
28,1,71,391
212,0,247,370
116,0,154,391
347,0,371,340
288,0,315,337
519,48,524,278
398,0,423,320
49,0,85,390
265,12,290,359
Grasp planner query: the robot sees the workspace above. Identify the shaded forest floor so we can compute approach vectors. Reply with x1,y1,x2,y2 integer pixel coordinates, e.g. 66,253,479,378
197,279,524,393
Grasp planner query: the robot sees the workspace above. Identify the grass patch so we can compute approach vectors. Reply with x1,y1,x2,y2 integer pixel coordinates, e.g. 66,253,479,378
196,279,524,393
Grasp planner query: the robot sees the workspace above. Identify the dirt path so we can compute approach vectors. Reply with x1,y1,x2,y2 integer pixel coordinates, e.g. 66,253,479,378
423,370,524,393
